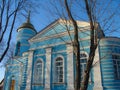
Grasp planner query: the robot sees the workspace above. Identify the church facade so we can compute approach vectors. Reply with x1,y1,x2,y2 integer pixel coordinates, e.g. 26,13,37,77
3,19,120,90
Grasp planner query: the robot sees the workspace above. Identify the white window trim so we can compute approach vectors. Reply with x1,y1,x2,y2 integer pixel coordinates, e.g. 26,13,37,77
80,51,92,83
80,51,89,59
53,55,65,84
80,52,87,79
33,58,44,85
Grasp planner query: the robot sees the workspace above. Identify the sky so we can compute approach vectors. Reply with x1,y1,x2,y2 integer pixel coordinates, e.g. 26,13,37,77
0,0,120,82
0,66,5,82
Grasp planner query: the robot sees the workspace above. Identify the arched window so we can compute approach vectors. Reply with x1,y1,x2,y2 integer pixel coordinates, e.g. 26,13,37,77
55,57,64,83
80,53,87,80
34,59,43,84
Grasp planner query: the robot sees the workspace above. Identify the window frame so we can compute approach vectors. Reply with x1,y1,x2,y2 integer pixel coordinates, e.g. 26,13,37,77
33,58,44,85
54,55,64,84
80,52,88,82
112,54,120,79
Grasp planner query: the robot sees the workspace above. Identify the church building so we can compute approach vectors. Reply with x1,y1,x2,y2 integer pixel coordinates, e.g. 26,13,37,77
3,17,120,90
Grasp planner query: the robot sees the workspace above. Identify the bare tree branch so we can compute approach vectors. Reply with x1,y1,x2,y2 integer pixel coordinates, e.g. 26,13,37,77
64,0,80,90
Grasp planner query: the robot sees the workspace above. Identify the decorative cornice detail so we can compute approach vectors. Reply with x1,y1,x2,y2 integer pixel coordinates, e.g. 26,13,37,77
34,50,66,57
29,29,90,43
100,37,120,41
100,44,120,47
29,42,90,51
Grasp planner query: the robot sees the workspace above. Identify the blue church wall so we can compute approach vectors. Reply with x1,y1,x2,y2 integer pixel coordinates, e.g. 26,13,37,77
34,49,46,55
5,19,120,90
30,35,71,48
38,23,90,39
4,74,20,90
51,84,67,90
30,37,90,51
78,30,90,39
73,49,94,90
31,44,67,90
51,44,67,90
29,25,91,50
32,85,44,90
80,48,90,55
20,47,29,56
80,40,90,47
99,38,120,90
15,28,36,56
38,23,73,38
52,44,66,52
20,57,29,90
4,62,23,90
17,29,36,43
89,69,94,90
17,29,36,35
4,56,30,90
32,49,46,90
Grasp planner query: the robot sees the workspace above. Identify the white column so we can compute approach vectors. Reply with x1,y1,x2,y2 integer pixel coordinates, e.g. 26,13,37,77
45,47,51,90
93,47,103,90
25,50,33,90
67,44,74,90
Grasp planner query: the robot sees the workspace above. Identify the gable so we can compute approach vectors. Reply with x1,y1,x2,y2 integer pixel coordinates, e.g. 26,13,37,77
30,19,72,42
29,19,90,42
39,23,71,38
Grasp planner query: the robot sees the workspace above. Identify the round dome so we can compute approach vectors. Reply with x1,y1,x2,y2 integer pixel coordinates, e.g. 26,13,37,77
17,22,36,32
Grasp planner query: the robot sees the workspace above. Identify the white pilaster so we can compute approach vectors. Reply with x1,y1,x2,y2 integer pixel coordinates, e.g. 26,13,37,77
45,47,51,90
67,44,74,90
93,47,103,90
25,50,34,90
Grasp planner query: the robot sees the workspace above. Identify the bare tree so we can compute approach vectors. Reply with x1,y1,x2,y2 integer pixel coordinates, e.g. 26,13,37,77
64,0,120,90
80,0,98,89
64,0,97,90
1,0,118,89
64,0,81,90
39,0,120,90
0,0,21,62
0,0,41,62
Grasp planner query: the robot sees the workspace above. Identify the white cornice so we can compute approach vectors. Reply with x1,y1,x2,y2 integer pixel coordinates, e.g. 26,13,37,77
34,50,66,57
29,41,69,50
58,19,90,27
100,37,120,41
29,38,90,51
100,44,120,47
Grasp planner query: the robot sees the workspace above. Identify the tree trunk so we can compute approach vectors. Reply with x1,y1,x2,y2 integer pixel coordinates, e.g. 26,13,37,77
64,0,80,90
81,0,98,90
0,2,20,62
